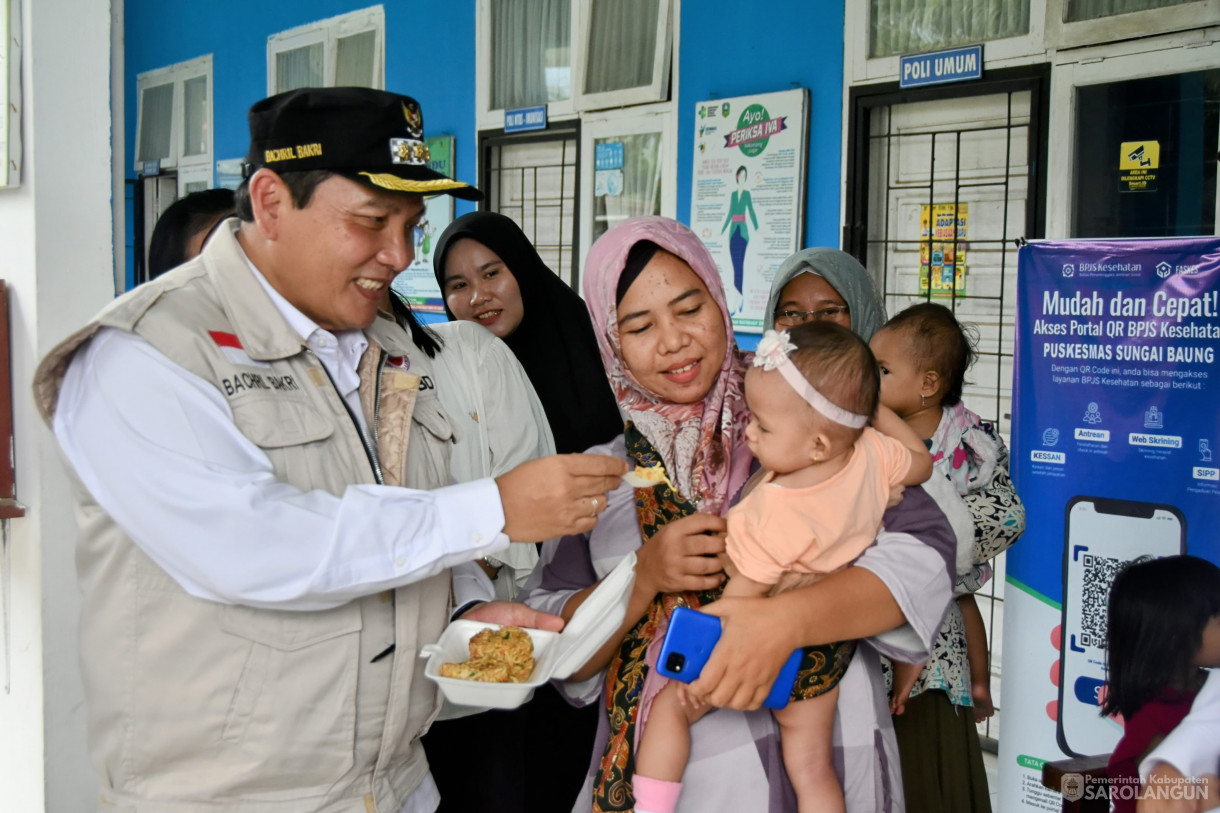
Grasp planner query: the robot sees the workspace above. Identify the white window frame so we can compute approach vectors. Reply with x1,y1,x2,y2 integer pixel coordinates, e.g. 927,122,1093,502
477,0,680,279
476,0,579,131
266,5,385,96
846,0,1219,85
1045,0,1220,50
476,0,674,129
844,0,1049,85
841,0,1220,232
133,54,213,196
1045,34,1220,239
572,0,673,112
578,103,677,263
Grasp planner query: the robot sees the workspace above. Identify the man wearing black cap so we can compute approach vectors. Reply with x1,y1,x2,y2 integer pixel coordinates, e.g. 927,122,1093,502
32,87,626,813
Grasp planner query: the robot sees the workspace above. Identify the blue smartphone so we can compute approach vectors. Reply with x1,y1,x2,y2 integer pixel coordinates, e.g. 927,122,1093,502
656,606,802,710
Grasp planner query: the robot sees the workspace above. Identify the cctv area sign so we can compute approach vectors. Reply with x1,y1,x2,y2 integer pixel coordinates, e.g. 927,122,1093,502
1120,140,1160,192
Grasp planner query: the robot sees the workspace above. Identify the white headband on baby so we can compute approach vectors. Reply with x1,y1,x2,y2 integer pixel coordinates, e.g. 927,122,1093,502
752,329,869,429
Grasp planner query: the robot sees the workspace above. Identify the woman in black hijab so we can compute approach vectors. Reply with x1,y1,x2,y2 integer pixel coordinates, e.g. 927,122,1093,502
431,211,623,455
423,211,622,813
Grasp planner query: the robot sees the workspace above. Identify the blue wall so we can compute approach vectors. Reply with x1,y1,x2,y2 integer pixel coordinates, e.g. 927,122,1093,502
123,1,480,288
676,1,845,253
123,0,847,308
676,1,845,349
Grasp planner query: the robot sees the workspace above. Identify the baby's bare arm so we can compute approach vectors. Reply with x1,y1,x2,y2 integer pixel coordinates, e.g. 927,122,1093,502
720,559,772,599
874,404,933,486
889,659,926,716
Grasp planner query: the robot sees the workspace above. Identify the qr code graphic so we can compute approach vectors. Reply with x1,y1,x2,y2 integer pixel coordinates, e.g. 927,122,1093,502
1080,554,1124,648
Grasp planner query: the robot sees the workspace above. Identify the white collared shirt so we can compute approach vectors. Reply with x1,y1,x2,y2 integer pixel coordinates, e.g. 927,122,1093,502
247,260,370,437
52,243,511,813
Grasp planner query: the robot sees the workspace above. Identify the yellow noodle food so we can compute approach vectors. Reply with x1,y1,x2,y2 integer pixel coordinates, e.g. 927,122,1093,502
440,625,535,683
634,464,670,486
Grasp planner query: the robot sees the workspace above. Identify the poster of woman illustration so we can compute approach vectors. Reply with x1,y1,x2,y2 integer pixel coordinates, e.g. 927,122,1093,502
722,166,758,313
690,88,808,331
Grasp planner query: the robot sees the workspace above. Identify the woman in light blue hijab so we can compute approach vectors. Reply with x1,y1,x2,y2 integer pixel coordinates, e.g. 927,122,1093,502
764,248,887,340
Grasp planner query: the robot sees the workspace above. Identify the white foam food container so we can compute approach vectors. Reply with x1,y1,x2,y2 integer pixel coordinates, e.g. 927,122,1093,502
422,551,636,709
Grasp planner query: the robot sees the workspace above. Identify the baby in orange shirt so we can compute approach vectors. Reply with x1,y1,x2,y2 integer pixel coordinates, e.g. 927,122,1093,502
634,321,932,813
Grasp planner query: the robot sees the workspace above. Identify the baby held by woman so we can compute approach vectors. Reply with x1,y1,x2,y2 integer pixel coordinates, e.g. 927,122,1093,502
633,321,932,813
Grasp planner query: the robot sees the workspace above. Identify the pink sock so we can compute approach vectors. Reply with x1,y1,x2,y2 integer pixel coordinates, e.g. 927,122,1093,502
633,775,683,813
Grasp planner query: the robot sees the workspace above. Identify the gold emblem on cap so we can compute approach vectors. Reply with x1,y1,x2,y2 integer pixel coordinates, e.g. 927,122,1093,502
397,141,430,163
402,101,422,136
389,137,430,166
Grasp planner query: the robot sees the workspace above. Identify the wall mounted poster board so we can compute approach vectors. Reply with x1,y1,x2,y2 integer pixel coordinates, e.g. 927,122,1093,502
390,135,456,314
690,88,808,332
999,238,1220,812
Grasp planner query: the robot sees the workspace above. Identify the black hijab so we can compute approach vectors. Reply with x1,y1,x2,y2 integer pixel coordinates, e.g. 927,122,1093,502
432,212,623,454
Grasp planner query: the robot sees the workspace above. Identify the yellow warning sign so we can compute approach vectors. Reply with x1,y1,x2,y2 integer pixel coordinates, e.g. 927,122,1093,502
919,203,967,298
1119,140,1159,192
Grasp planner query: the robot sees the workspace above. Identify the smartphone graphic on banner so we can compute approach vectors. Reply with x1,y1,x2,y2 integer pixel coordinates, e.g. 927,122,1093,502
1057,496,1186,757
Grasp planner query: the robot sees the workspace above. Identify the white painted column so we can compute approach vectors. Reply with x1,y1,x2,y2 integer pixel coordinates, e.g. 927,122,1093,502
0,0,117,809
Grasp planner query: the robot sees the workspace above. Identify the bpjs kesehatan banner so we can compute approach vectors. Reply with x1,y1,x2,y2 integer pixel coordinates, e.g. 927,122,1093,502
999,238,1220,812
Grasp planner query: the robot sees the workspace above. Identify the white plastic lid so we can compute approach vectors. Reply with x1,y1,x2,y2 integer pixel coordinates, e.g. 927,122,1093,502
419,551,637,709
546,551,636,679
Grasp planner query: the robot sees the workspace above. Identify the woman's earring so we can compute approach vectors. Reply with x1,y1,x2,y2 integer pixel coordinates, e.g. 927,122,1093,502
920,394,926,407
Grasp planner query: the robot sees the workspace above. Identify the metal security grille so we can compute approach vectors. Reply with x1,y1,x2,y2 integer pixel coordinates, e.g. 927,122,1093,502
846,67,1049,745
480,127,580,288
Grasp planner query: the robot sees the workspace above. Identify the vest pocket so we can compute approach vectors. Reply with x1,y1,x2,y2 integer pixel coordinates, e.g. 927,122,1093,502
218,601,363,650
407,397,456,490
229,395,334,448
216,603,362,798
229,392,357,493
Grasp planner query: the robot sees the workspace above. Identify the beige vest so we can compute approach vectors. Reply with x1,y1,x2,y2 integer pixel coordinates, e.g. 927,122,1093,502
34,223,457,813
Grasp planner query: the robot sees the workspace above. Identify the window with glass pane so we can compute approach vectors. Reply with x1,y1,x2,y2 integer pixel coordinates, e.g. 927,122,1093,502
491,0,571,109
182,76,208,157
137,83,175,163
591,132,661,242
336,30,376,86
1066,0,1194,22
277,44,324,93
584,0,659,94
1072,71,1219,238
870,0,1029,58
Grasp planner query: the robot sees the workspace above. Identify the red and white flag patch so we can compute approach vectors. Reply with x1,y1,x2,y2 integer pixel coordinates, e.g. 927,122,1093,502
209,331,270,369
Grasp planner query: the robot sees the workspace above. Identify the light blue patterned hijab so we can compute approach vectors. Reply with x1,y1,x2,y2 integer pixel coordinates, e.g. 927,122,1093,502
763,248,887,341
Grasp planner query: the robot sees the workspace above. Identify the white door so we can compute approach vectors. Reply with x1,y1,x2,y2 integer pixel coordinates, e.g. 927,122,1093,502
867,91,1030,438
865,89,1035,744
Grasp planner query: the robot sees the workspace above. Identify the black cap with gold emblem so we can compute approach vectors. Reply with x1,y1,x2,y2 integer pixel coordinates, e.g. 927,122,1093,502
244,86,482,201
